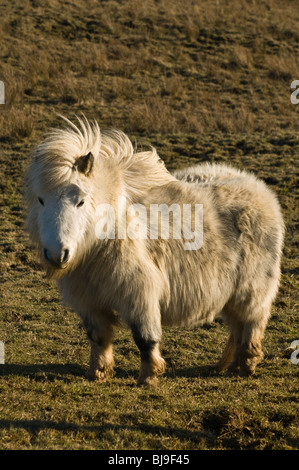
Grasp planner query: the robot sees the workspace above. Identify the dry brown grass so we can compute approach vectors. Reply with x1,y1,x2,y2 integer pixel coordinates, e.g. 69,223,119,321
0,0,298,136
8,106,34,138
266,53,299,82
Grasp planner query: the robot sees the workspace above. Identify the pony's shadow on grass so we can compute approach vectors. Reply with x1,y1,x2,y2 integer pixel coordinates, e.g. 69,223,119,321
0,363,85,381
164,364,219,379
0,362,218,382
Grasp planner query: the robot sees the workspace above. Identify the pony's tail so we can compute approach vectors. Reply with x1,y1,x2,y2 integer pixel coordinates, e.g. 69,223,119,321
214,334,234,371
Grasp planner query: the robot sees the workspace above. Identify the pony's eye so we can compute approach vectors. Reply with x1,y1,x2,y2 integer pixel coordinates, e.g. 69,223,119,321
38,197,44,206
77,200,85,208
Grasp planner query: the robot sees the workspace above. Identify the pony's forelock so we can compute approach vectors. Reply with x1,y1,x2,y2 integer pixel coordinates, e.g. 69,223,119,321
28,115,174,198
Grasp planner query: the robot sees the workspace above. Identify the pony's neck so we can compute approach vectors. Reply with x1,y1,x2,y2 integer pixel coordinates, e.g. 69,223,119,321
121,149,175,203
97,129,175,204
90,148,175,246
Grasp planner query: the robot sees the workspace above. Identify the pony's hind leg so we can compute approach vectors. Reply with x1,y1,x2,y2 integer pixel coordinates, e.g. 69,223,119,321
83,315,115,382
215,333,234,372
237,299,272,376
238,321,266,376
132,327,165,386
216,320,243,374
222,306,269,377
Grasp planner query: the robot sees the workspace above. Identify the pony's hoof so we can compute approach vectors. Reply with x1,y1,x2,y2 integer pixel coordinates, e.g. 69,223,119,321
239,364,256,377
226,362,240,375
137,375,159,386
86,367,114,382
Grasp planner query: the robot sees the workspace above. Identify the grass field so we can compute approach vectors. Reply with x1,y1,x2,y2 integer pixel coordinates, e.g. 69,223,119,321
0,0,298,450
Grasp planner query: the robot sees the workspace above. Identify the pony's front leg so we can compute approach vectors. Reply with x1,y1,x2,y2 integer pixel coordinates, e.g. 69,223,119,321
87,339,114,382
132,327,166,386
83,316,114,382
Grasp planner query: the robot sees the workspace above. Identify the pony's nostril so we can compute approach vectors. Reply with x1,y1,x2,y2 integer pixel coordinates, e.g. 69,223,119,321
62,249,69,264
43,248,50,262
43,247,69,267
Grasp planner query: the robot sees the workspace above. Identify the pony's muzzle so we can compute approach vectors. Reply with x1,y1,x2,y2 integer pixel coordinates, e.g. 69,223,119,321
43,247,70,268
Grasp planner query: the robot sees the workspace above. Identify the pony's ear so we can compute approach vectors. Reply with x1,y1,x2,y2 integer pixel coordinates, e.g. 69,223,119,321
74,152,94,176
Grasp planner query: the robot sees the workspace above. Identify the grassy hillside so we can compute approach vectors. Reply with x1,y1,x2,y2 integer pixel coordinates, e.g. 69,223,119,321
0,0,298,450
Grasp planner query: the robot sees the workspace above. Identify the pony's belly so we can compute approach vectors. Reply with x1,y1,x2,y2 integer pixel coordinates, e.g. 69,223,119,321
160,303,219,328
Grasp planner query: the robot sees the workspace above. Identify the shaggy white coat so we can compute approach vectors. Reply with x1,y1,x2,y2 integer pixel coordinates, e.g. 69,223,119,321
25,117,284,384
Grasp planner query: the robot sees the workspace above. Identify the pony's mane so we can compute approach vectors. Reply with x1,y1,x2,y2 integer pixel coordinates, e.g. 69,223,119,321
28,116,174,199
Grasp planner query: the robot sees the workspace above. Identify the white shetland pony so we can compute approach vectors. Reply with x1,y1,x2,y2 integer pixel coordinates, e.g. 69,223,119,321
25,117,284,385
